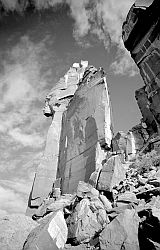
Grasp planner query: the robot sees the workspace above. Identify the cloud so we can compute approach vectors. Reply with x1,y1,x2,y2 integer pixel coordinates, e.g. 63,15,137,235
34,0,63,9
0,179,32,195
8,128,44,148
0,0,136,75
0,185,27,214
66,0,136,75
0,35,50,149
67,0,91,38
0,177,35,214
0,0,64,12
111,49,139,76
0,0,18,11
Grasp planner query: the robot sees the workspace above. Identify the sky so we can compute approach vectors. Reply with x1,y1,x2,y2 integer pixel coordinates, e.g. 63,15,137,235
0,0,144,216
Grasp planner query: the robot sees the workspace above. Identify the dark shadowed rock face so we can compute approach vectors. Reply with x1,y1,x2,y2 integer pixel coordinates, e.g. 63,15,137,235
123,0,160,133
56,68,112,194
135,87,157,135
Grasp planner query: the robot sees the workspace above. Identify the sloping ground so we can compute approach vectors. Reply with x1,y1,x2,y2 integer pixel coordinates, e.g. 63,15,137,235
0,214,37,250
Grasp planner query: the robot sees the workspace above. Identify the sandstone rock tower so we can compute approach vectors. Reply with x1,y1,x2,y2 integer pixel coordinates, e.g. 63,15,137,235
27,61,113,214
122,0,160,135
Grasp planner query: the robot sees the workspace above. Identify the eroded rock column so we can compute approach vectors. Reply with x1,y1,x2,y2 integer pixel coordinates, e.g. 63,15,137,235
56,67,113,194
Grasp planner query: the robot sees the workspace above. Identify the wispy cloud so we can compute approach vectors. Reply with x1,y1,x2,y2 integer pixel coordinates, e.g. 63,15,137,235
8,128,44,148
0,185,27,214
0,35,50,149
111,49,139,76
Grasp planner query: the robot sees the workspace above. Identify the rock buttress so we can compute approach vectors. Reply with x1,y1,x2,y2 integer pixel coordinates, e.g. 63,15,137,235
26,61,88,214
56,67,113,194
122,0,160,133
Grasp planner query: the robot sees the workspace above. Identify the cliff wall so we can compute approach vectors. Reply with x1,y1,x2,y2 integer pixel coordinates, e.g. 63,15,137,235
122,0,160,133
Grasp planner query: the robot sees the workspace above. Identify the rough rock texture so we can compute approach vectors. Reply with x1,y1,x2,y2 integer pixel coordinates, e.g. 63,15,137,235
23,211,68,250
56,67,112,194
67,197,106,244
23,148,160,250
127,125,149,155
97,155,127,192
112,131,127,154
27,61,88,213
122,0,160,134
99,209,140,250
135,87,157,135
112,127,149,160
0,214,37,250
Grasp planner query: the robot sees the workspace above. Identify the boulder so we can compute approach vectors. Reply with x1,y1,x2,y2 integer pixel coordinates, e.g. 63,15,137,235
97,155,127,192
23,210,68,250
151,195,160,221
116,191,139,207
67,198,106,244
76,181,99,199
99,209,140,250
0,214,37,250
99,194,112,211
112,131,127,154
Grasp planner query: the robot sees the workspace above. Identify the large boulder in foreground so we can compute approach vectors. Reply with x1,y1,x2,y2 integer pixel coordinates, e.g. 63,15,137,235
0,214,37,250
23,210,68,250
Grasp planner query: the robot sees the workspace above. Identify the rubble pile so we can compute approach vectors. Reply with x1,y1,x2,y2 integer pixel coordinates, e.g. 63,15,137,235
23,149,160,250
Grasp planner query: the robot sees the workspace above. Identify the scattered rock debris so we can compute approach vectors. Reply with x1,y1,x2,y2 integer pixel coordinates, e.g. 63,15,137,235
23,149,160,250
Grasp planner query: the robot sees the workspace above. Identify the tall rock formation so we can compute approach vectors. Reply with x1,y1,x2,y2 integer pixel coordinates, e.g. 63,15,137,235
56,66,112,194
27,61,113,214
27,61,88,212
122,0,160,134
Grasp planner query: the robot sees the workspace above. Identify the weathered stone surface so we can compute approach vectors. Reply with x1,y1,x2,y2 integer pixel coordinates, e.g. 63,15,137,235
99,209,140,250
127,125,149,157
135,87,157,135
57,68,112,194
27,62,88,213
99,194,112,211
23,210,68,250
97,155,127,192
32,195,75,220
76,181,99,199
67,197,106,244
0,214,37,250
123,0,160,133
112,131,127,153
116,191,139,207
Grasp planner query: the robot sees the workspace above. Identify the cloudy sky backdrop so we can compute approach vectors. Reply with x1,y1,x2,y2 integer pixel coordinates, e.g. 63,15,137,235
0,0,144,215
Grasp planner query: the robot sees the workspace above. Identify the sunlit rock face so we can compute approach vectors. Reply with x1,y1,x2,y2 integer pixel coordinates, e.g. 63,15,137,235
27,61,113,213
122,0,160,132
27,61,88,212
56,67,113,194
